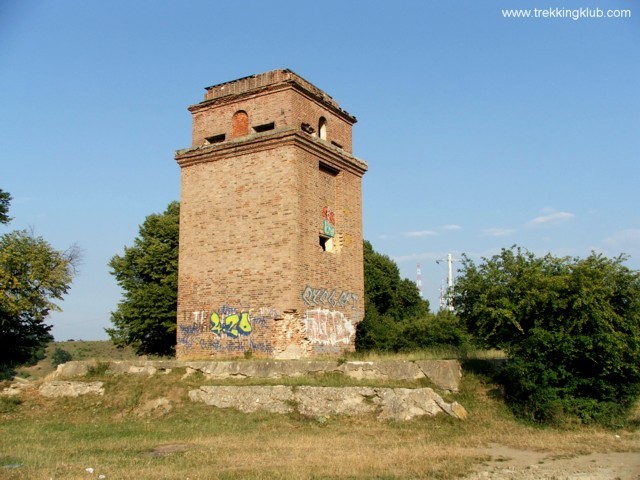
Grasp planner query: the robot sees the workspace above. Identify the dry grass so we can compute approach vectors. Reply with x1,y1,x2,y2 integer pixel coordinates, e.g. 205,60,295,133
15,341,140,379
1,363,639,479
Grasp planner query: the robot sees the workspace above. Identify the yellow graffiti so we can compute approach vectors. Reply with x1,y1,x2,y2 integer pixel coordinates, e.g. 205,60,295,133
210,312,252,338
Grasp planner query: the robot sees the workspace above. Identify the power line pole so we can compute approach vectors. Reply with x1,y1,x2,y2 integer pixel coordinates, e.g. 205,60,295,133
436,253,459,311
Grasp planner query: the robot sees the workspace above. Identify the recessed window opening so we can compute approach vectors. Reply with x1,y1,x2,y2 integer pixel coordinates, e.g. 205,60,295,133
231,110,249,138
318,117,327,140
330,140,343,149
319,161,339,176
319,235,333,252
206,133,226,144
253,122,275,133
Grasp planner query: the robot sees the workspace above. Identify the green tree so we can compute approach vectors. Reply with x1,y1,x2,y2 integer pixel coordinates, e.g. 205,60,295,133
107,202,179,356
356,240,429,351
0,230,79,376
0,189,11,225
454,246,640,425
362,240,428,320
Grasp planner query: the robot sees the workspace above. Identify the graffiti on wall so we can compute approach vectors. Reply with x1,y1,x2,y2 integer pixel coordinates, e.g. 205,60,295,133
206,304,276,338
322,206,336,238
304,309,355,346
177,303,279,353
194,337,274,354
301,285,358,310
211,310,252,338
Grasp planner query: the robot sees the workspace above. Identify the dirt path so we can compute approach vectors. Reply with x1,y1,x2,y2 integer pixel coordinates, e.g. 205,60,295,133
464,444,640,480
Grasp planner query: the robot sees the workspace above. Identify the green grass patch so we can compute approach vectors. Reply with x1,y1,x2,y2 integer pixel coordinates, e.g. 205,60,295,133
0,396,22,413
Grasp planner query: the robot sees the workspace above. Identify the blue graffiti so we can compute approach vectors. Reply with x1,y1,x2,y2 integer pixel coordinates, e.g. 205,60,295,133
179,324,199,336
301,285,358,309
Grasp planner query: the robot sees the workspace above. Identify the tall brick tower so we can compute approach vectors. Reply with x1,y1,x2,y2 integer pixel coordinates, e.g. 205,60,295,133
175,69,367,360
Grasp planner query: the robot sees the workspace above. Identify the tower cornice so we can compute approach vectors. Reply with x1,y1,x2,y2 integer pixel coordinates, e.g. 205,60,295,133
175,127,367,176
188,69,357,125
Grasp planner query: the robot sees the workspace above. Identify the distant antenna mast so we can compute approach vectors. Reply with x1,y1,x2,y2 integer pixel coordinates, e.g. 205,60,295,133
436,253,459,311
416,263,423,297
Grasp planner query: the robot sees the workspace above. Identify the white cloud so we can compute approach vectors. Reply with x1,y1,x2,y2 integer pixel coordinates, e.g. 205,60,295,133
393,252,446,263
527,210,575,227
403,230,438,238
482,227,515,237
441,224,462,231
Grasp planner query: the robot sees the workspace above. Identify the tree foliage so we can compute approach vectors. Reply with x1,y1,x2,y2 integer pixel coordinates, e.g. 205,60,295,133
395,309,471,352
362,240,427,321
0,229,78,375
107,202,179,356
0,189,11,225
455,246,640,425
356,240,432,351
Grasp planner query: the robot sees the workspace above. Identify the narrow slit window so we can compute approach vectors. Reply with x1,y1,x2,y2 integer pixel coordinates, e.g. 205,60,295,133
206,134,226,144
319,161,339,176
253,122,275,133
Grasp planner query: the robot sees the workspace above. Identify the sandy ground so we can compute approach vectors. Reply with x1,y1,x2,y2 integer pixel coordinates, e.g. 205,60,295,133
464,444,640,480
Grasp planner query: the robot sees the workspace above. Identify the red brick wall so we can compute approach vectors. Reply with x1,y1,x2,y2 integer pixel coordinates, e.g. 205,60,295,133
191,79,354,153
175,71,366,360
231,111,249,138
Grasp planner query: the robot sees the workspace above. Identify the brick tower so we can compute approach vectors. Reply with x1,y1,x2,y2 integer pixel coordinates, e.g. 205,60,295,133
175,69,367,360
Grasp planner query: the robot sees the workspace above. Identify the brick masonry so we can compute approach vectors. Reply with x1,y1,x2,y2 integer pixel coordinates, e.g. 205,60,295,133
175,69,368,360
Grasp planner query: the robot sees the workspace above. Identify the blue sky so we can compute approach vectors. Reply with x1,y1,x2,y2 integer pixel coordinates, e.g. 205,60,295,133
1,0,638,340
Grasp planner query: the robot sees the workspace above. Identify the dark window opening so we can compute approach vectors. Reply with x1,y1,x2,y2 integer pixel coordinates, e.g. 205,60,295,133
319,234,335,253
301,123,315,134
319,161,339,176
206,134,226,144
331,140,343,149
319,235,328,251
253,122,275,133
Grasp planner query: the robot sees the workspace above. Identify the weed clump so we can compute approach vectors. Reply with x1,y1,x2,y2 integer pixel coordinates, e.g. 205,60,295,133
85,362,112,378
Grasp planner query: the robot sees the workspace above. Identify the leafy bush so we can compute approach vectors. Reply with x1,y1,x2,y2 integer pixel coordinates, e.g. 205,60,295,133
455,247,640,426
397,310,472,352
357,305,472,354
355,306,403,352
51,347,73,367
